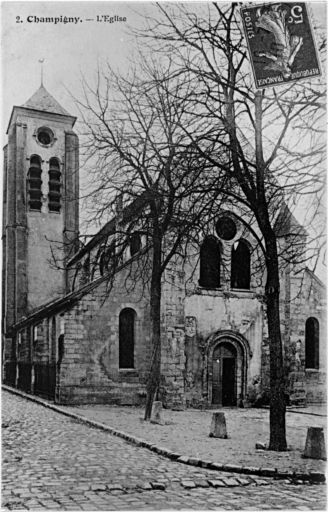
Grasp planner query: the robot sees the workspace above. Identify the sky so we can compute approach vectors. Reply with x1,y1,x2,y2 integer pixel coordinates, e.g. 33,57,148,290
1,1,153,143
1,1,326,134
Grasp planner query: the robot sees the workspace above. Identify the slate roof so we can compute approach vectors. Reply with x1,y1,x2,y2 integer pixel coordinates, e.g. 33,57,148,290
22,85,72,117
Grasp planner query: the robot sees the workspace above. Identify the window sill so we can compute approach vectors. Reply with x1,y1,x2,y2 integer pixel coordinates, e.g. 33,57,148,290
198,285,222,291
195,287,254,297
118,369,139,381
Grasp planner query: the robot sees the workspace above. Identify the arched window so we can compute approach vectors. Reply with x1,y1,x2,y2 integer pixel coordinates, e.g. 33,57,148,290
48,158,61,212
119,308,136,369
305,317,319,369
231,240,250,290
199,236,220,288
28,155,42,211
130,233,141,257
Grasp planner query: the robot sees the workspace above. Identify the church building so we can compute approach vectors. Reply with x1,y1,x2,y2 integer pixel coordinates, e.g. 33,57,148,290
2,85,326,408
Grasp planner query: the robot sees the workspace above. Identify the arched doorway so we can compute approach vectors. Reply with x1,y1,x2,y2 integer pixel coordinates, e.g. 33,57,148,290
212,342,237,406
207,331,250,407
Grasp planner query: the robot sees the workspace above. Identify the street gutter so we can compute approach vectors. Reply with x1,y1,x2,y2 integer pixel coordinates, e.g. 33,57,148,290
2,385,325,484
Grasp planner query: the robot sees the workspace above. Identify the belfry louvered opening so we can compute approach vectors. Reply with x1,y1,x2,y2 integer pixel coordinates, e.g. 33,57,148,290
48,158,62,212
28,155,42,211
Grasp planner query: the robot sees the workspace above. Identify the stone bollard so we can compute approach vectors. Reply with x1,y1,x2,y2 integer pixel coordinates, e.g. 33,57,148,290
209,412,228,438
303,427,326,460
151,401,164,425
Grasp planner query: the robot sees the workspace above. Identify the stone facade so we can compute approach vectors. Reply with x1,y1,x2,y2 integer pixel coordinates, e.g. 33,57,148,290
2,86,326,408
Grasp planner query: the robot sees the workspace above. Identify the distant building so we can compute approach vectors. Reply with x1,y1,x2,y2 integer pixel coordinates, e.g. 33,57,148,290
2,86,326,407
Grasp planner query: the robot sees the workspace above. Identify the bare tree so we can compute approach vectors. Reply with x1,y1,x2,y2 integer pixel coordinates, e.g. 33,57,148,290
76,61,230,419
136,2,326,449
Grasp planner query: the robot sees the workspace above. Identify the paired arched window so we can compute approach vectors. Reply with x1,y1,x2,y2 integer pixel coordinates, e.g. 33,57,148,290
199,236,220,288
119,308,136,369
27,155,62,212
231,240,250,290
48,158,61,212
305,317,319,369
28,155,42,211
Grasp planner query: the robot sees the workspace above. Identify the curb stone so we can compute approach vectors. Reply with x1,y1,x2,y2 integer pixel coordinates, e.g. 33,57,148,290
2,385,325,484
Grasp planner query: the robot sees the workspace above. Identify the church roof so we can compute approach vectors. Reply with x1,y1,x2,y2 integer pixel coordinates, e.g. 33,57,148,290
22,84,72,117
274,203,307,237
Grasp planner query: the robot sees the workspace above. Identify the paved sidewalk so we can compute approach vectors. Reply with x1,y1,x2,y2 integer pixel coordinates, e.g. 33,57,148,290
3,391,326,511
63,402,326,476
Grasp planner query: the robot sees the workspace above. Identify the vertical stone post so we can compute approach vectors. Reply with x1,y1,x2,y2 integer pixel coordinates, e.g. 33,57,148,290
303,427,326,460
64,131,79,291
151,401,164,424
2,145,8,334
4,126,17,330
209,412,228,438
15,122,28,320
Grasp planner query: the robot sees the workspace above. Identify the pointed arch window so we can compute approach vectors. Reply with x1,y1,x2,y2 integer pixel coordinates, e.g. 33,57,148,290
48,158,61,212
28,155,42,211
231,240,250,290
199,236,220,288
119,308,136,369
305,317,319,369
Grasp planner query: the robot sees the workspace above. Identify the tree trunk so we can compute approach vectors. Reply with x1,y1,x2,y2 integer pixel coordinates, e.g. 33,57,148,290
265,232,287,451
253,91,286,451
144,232,162,421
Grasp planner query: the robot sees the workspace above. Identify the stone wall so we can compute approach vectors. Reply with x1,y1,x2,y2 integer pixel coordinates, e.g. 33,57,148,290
287,269,326,404
261,264,326,405
159,261,186,408
57,266,152,405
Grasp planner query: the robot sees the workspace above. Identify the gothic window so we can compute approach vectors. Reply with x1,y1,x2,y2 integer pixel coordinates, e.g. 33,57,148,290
199,236,220,288
27,155,42,211
130,233,141,257
305,317,319,369
231,239,250,290
119,308,136,369
48,158,62,212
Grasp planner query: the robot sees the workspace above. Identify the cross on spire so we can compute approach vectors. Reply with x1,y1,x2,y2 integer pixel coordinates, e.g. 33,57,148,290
38,58,45,86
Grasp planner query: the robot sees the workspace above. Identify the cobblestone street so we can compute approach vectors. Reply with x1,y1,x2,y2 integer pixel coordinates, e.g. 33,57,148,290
2,391,326,510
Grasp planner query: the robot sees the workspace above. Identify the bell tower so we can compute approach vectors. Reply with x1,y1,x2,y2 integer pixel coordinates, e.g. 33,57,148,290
2,85,79,336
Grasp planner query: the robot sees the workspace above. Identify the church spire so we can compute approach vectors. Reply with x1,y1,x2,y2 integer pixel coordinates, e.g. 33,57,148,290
22,84,72,117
